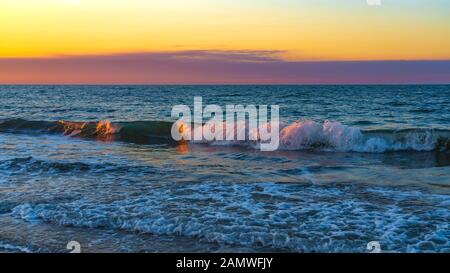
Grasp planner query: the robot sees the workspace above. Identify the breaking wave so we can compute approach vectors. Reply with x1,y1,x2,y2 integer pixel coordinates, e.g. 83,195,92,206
276,120,450,153
0,118,449,153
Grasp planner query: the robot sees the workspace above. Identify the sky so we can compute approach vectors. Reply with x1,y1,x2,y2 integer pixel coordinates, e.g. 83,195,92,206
0,0,449,84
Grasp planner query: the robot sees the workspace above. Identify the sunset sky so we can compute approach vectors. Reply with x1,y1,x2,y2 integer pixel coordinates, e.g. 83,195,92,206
1,0,449,84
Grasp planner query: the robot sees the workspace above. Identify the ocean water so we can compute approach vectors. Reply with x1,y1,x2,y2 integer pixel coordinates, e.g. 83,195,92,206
0,85,449,253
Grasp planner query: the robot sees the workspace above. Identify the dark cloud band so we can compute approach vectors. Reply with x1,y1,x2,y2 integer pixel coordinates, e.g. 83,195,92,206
1,51,449,84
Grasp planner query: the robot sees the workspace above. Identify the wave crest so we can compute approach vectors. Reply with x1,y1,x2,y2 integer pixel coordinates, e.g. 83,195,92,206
193,120,450,153
277,120,448,153
1,118,449,153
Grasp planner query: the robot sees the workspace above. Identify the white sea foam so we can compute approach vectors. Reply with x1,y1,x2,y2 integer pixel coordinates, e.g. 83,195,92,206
191,120,449,153
10,182,450,253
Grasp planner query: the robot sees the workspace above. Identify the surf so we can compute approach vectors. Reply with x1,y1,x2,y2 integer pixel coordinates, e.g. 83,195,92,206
0,118,449,153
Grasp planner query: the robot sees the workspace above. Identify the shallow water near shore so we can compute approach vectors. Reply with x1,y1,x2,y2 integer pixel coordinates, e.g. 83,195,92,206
0,85,449,253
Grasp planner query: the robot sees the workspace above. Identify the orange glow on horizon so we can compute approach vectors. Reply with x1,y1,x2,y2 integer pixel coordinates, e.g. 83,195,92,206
0,0,449,61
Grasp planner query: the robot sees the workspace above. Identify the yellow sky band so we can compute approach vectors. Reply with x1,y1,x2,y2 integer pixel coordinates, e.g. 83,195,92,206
1,0,449,60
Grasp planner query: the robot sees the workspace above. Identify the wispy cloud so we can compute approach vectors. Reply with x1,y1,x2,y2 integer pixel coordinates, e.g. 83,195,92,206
167,50,285,62
1,50,449,84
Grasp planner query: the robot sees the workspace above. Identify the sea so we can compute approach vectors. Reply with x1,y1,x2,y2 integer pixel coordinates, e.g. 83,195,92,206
0,85,449,253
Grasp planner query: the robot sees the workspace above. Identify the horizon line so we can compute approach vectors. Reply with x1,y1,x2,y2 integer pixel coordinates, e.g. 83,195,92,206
1,83,449,86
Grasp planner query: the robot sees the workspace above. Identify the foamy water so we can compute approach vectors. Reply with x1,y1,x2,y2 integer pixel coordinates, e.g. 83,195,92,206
190,120,450,153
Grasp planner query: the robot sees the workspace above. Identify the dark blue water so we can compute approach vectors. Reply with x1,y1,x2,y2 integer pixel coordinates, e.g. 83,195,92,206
0,85,449,253
1,85,450,129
